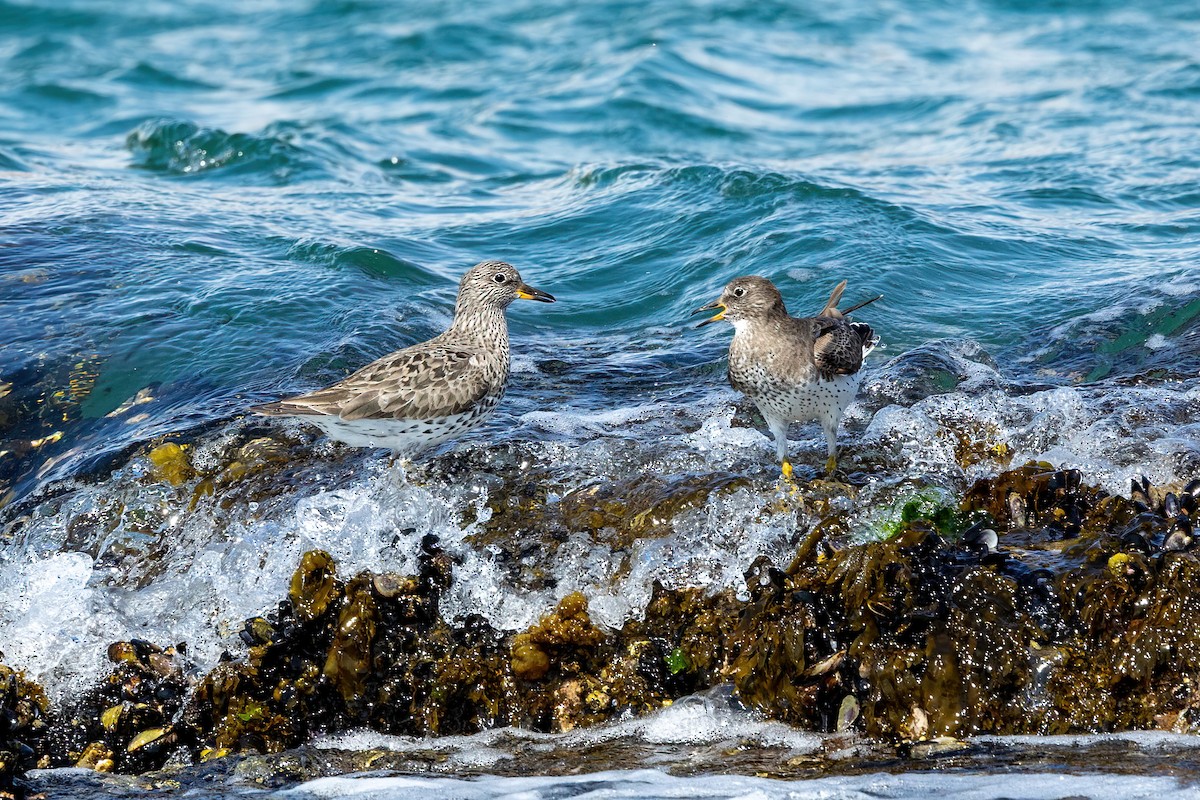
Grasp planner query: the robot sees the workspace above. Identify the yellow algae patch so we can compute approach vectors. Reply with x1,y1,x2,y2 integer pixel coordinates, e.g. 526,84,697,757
147,442,193,486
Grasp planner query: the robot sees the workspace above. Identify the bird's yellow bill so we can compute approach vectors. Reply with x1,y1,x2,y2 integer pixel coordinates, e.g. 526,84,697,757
516,284,556,303
693,300,726,327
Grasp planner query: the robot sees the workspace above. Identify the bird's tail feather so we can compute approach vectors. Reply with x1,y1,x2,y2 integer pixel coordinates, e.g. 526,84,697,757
249,401,293,416
842,293,883,316
820,280,882,318
819,280,848,317
851,321,880,357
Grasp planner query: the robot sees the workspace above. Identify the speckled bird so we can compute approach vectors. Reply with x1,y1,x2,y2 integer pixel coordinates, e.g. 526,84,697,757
251,260,554,455
696,276,880,478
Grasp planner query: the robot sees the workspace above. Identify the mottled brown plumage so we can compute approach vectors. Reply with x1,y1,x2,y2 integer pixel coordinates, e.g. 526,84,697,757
696,276,879,477
252,260,554,455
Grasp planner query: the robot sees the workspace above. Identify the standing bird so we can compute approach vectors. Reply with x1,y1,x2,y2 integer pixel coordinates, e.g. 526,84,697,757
696,277,879,479
251,260,554,456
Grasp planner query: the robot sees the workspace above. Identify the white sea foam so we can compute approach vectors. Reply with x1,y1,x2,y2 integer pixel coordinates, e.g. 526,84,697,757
860,349,1200,496
314,687,821,756
0,424,793,696
1146,333,1170,350
0,459,490,699
0,551,100,692
976,730,1200,751
521,402,668,437
285,767,1191,800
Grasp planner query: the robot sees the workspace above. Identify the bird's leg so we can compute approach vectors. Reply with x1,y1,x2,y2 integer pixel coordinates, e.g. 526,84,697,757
386,451,412,484
823,422,839,476
768,418,797,486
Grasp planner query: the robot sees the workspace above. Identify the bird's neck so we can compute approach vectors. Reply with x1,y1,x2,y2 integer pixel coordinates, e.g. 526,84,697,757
448,303,509,348
731,313,779,340
729,318,755,338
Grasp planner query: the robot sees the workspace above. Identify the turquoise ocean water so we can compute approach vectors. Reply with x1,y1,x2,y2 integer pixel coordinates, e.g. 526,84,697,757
3,0,1200,796
3,0,1199,498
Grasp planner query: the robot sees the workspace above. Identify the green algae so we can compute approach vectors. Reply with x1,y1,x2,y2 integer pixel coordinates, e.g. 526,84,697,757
874,487,980,541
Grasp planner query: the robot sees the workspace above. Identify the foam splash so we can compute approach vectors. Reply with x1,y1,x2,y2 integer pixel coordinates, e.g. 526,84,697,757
3,340,1199,702
0,428,793,698
860,340,1200,495
315,686,820,758
286,767,1191,800
0,458,488,700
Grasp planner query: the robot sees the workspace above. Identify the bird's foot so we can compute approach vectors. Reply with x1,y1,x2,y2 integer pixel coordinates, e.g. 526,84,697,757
386,453,416,484
824,455,838,476
776,459,802,498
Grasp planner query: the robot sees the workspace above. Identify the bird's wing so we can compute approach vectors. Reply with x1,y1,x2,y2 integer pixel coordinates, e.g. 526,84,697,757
811,318,875,377
253,344,493,421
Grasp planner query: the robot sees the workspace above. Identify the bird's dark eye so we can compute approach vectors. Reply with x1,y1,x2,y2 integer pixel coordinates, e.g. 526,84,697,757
733,287,745,297
493,273,507,284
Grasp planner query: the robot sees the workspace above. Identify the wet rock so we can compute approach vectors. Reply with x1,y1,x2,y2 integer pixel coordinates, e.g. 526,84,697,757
860,339,1002,408
204,437,292,492
468,469,752,590
0,662,50,796
37,641,194,775
15,461,1200,778
557,473,752,548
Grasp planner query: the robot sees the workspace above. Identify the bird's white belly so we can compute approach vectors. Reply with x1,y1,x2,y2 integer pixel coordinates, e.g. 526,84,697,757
305,410,485,455
755,373,861,428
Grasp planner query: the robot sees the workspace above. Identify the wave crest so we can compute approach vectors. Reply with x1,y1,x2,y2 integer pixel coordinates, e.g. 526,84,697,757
125,118,315,181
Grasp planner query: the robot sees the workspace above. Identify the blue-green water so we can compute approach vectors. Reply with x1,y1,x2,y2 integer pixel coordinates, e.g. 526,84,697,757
4,0,1199,500
3,0,1200,793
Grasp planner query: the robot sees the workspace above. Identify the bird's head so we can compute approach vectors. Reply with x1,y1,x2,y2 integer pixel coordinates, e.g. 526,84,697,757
458,260,556,311
694,275,786,327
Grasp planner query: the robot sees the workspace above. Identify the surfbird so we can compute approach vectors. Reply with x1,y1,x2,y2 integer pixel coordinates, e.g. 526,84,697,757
251,260,554,455
696,277,880,478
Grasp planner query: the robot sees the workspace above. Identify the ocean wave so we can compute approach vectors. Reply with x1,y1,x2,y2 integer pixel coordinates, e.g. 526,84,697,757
285,239,434,282
858,340,1200,496
0,145,28,172
314,685,820,764
125,119,319,181
1025,281,1200,381
115,61,218,91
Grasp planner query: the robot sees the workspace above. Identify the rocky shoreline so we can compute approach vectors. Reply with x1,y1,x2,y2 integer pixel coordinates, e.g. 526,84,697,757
4,458,1200,797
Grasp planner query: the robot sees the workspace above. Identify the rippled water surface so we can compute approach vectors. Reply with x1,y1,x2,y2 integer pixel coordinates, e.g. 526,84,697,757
3,0,1200,794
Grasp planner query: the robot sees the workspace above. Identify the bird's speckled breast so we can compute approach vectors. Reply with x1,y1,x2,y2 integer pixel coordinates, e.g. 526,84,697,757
726,319,861,429
727,322,815,400
753,371,862,429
